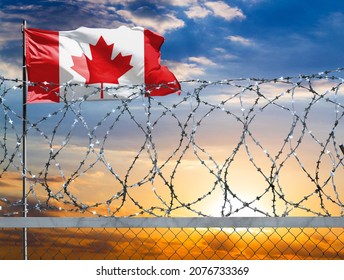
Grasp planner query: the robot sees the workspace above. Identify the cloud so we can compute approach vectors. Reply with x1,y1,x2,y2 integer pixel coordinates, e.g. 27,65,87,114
77,0,196,6
325,12,344,28
0,12,25,48
74,0,197,9
313,12,344,38
188,56,217,66
239,0,266,5
214,47,226,53
0,57,21,79
158,0,197,6
0,1,127,35
204,1,246,21
116,7,185,34
185,5,212,19
213,48,238,60
227,35,254,46
73,0,135,4
184,1,246,21
164,60,206,80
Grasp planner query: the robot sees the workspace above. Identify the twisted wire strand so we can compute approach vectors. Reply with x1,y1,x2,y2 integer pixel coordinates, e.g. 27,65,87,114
1,69,344,217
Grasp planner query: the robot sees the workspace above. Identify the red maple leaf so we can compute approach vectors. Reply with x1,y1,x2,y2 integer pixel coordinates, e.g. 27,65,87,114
71,36,133,98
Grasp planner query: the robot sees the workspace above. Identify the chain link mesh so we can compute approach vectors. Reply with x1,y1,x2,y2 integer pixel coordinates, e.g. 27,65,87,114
1,226,344,260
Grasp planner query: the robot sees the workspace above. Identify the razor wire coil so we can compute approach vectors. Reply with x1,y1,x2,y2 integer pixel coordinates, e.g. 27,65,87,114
1,69,344,217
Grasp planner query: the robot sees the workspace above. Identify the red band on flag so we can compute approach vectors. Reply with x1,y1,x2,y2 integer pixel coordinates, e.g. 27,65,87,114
25,29,60,103
144,29,180,96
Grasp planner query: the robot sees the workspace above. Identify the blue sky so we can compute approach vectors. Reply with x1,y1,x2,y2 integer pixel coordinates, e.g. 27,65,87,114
1,0,344,80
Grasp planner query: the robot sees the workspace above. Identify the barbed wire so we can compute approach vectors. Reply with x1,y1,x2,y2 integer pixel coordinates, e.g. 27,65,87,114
1,69,344,217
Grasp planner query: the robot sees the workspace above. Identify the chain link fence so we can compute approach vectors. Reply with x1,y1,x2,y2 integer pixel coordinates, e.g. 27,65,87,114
1,217,344,260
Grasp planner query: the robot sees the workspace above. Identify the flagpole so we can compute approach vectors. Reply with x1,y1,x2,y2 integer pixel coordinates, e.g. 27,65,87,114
21,19,28,260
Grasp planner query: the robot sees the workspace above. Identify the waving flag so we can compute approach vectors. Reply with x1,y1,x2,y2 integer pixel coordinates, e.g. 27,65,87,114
25,26,180,103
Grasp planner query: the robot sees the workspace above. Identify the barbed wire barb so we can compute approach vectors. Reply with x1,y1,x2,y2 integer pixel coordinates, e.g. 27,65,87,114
1,69,344,217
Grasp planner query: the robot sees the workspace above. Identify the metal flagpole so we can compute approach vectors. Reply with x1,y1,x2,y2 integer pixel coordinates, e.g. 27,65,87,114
21,19,28,260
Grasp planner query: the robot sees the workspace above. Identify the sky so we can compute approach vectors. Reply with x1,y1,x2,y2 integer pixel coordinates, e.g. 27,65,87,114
2,0,344,262
1,0,344,218
1,0,344,80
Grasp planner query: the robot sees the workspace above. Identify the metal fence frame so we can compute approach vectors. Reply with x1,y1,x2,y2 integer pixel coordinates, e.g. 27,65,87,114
1,217,344,228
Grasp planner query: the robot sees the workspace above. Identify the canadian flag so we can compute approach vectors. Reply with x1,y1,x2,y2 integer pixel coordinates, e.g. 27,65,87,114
25,26,180,103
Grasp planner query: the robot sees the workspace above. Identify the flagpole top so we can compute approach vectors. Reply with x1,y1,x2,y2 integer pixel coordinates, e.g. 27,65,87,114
22,20,27,32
